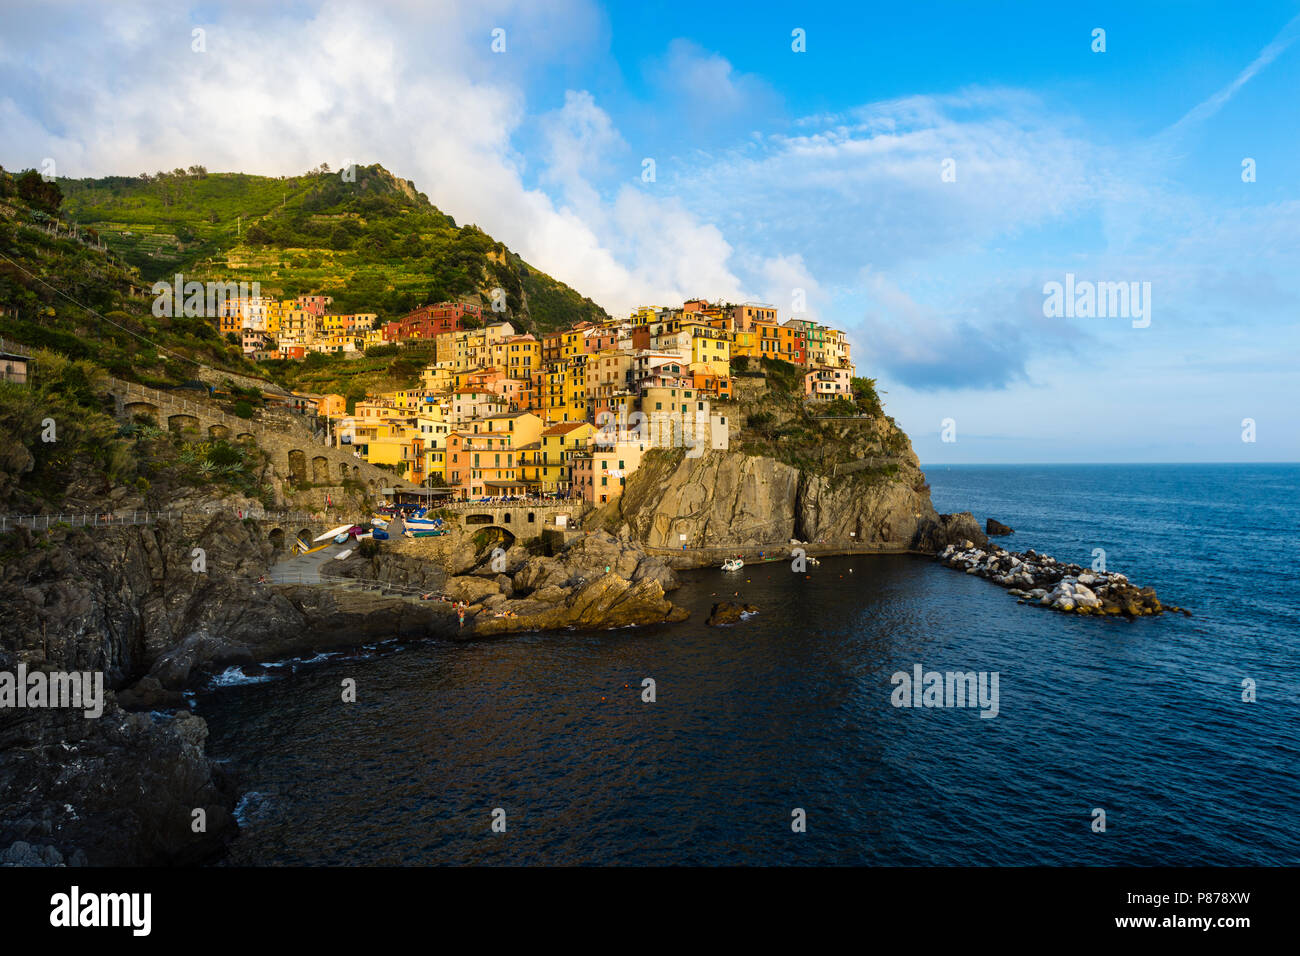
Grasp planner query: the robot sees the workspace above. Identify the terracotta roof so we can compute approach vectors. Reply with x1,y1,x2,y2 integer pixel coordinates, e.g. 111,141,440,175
542,421,591,435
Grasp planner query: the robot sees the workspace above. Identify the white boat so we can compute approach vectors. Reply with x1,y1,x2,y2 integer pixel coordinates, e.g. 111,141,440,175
314,523,355,543
722,558,744,572
404,517,444,530
334,548,353,560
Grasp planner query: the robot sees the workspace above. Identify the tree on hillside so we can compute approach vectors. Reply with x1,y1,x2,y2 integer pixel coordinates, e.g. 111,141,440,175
851,376,884,416
16,170,62,214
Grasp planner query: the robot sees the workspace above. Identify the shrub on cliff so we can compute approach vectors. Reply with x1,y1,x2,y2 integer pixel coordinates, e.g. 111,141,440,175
760,357,799,393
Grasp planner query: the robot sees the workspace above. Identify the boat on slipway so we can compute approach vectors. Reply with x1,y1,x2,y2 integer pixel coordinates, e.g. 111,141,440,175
722,557,744,572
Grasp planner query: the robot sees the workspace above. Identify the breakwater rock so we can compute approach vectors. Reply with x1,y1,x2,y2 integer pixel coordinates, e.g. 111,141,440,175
938,542,1188,617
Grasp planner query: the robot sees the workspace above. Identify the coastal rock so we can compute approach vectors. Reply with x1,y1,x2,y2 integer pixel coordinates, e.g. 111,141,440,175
0,704,236,866
512,531,665,595
472,572,688,636
986,518,1015,536
707,601,759,626
116,675,186,711
444,576,501,604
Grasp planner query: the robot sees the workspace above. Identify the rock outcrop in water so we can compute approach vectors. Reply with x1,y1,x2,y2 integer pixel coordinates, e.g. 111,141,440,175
707,601,759,626
938,542,1188,617
458,531,688,636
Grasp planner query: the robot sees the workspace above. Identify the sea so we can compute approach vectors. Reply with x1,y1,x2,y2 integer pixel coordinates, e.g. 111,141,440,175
200,463,1300,865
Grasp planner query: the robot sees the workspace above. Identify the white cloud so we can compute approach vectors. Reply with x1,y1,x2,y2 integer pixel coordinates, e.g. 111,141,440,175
0,0,753,316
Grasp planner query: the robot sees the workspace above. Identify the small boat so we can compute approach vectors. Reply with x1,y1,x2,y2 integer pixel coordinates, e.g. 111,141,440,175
722,558,744,572
404,517,444,530
371,514,390,526
333,533,349,544
372,530,389,541
404,528,449,538
355,531,373,541
334,548,353,560
315,523,355,543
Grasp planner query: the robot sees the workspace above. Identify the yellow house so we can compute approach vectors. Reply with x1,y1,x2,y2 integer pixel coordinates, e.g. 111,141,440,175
560,328,584,362
564,355,588,421
533,421,595,492
685,323,731,377
539,367,570,423
729,329,759,361
473,411,543,449
491,334,540,380
420,364,456,393
417,416,451,484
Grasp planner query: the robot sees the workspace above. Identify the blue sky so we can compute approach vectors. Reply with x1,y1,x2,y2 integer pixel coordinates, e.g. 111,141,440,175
1,0,1297,462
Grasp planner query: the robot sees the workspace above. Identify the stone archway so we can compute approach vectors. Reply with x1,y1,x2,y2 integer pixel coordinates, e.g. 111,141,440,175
237,432,255,444
470,525,515,558
339,462,349,479
288,449,307,482
311,455,330,483
209,423,230,439
296,528,314,550
124,401,158,421
168,413,199,432
269,527,285,550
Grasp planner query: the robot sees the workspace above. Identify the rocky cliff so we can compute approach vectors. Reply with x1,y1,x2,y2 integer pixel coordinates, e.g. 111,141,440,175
595,372,984,565
600,444,982,566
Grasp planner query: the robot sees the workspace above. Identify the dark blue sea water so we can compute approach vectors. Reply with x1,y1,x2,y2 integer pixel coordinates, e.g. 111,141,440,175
200,463,1300,865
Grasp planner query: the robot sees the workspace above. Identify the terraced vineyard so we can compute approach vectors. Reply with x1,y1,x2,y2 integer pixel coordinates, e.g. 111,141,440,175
59,164,610,333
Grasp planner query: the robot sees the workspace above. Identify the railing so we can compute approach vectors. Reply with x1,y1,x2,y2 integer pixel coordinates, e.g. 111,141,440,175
0,336,35,358
0,508,329,532
430,497,576,511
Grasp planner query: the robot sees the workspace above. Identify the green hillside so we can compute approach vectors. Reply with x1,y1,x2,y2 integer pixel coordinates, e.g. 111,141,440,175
0,168,254,386
58,163,610,333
